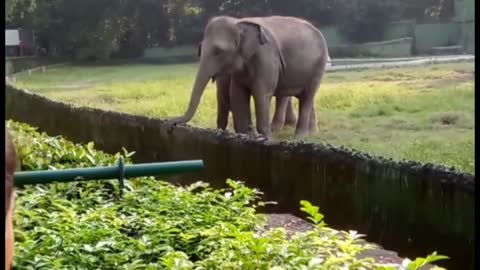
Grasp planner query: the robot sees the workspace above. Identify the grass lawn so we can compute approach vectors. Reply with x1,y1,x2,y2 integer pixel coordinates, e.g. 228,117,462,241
13,62,475,174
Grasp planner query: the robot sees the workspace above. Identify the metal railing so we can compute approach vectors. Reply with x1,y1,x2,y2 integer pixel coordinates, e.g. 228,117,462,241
14,156,204,195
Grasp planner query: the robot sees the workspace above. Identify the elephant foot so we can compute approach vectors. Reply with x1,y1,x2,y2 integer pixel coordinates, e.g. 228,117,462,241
247,129,271,141
284,117,297,127
164,116,190,133
259,128,272,140
309,123,319,134
271,121,284,132
294,129,309,140
217,125,229,132
217,124,228,131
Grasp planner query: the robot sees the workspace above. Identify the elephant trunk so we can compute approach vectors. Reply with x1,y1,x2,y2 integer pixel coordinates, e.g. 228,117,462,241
181,61,212,122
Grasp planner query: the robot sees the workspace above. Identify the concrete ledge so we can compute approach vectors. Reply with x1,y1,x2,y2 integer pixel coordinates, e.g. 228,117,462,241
431,46,463,55
328,55,474,72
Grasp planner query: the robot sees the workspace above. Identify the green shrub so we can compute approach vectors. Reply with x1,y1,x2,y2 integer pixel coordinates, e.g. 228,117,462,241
7,120,448,269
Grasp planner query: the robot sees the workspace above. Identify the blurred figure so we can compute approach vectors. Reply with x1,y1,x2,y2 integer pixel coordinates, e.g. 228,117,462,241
5,129,18,269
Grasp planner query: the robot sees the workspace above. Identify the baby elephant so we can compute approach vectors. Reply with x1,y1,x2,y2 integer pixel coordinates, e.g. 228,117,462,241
167,15,329,139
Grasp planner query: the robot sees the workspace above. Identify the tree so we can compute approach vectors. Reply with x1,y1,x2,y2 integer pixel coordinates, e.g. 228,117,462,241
7,0,453,59
337,0,402,43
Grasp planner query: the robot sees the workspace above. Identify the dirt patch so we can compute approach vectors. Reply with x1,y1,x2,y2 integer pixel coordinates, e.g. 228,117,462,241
261,213,315,237
454,69,475,75
367,72,417,82
394,68,474,91
261,214,436,269
424,72,474,89
438,114,459,125
46,80,99,91
431,112,463,126
51,83,95,90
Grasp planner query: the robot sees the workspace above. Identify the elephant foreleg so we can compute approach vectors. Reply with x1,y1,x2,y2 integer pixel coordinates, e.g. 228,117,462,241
246,97,255,135
216,76,231,130
254,94,273,139
230,79,251,134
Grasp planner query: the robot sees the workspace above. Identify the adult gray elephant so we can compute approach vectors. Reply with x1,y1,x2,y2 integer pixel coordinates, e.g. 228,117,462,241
199,44,298,132
167,16,329,139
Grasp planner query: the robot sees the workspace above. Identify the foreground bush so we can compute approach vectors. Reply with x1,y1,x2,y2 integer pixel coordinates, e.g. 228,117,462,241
8,121,447,269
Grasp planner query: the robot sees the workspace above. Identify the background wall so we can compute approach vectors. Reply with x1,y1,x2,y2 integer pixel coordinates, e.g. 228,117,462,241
330,38,413,58
454,0,475,53
414,23,461,53
143,45,197,64
143,20,471,60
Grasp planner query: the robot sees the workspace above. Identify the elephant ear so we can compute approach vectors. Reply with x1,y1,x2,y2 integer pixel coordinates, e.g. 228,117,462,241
237,20,286,72
236,21,269,60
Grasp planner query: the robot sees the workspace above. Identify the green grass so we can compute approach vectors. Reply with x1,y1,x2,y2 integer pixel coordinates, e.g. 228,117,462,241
14,62,475,174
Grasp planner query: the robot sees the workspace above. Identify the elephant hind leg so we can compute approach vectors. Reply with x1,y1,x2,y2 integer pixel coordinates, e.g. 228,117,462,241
298,62,326,138
271,97,297,132
309,107,318,134
295,84,321,139
284,97,297,127
295,95,313,139
271,96,289,132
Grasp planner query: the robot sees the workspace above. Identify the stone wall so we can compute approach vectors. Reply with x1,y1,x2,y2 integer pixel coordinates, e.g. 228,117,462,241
330,38,413,58
5,57,66,76
414,23,462,54
5,82,474,269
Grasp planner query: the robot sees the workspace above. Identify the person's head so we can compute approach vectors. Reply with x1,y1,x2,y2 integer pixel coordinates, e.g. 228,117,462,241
5,129,17,269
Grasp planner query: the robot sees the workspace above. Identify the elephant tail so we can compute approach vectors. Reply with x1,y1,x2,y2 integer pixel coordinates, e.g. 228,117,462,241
326,49,332,67
316,41,330,82
312,27,330,68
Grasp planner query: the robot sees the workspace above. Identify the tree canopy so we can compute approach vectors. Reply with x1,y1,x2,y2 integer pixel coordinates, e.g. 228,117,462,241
5,0,455,59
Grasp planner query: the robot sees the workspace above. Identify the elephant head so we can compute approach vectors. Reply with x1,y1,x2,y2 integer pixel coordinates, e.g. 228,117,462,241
168,16,284,124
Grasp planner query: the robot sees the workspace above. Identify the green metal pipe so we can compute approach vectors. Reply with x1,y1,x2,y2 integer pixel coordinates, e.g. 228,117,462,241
14,159,204,186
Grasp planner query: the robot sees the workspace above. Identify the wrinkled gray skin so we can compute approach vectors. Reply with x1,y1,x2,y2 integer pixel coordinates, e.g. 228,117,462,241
166,16,329,139
202,45,297,132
